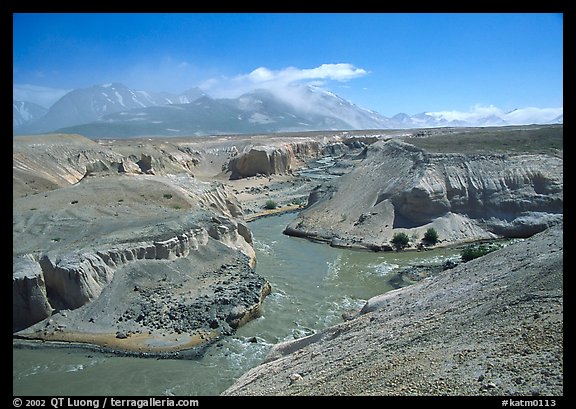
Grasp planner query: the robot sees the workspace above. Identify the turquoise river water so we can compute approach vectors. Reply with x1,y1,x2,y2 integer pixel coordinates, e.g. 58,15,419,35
13,212,461,396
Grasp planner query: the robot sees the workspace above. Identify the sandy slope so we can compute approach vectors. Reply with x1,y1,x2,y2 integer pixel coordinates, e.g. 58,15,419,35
223,222,563,396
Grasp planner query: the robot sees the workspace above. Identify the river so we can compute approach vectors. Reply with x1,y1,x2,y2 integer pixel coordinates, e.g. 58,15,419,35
13,212,461,396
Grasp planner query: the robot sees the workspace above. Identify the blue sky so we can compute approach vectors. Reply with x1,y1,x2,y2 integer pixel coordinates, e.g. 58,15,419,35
13,13,563,116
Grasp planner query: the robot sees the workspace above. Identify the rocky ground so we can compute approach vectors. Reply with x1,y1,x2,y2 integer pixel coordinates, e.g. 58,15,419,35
284,128,563,251
13,126,563,391
13,168,268,355
223,221,563,396
12,131,363,355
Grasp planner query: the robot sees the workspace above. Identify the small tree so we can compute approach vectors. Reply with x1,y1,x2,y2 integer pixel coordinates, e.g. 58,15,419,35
264,199,278,210
391,232,410,250
423,228,439,245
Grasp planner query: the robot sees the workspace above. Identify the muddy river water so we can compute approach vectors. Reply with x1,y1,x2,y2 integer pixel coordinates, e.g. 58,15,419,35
13,212,461,396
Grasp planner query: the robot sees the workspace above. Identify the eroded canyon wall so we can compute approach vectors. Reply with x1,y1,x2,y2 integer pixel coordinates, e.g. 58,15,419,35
285,139,563,249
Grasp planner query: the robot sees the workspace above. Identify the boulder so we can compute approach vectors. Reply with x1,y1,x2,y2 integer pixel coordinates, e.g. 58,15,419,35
118,158,141,174
137,154,154,174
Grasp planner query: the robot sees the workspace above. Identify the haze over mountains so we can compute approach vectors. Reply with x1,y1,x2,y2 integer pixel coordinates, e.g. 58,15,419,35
13,100,48,128
13,83,563,138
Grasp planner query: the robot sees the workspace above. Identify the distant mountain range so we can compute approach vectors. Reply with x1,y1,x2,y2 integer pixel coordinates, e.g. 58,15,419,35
14,83,206,135
13,82,563,138
13,100,48,128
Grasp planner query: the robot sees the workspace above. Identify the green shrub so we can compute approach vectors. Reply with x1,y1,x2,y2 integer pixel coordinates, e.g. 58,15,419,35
460,244,497,262
264,199,278,210
423,228,439,245
163,193,173,199
391,232,410,250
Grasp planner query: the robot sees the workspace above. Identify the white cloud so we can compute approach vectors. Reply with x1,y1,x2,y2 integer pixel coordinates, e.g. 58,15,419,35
242,63,367,85
248,67,276,82
201,63,368,99
503,107,563,124
426,104,503,121
426,104,563,125
13,84,71,108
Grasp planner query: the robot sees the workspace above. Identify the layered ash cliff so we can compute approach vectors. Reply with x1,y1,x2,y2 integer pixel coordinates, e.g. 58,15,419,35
12,134,269,353
285,139,563,249
227,140,322,179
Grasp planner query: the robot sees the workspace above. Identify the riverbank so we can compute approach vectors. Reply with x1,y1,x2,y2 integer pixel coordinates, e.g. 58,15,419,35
244,204,303,222
15,213,465,395
223,221,563,396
